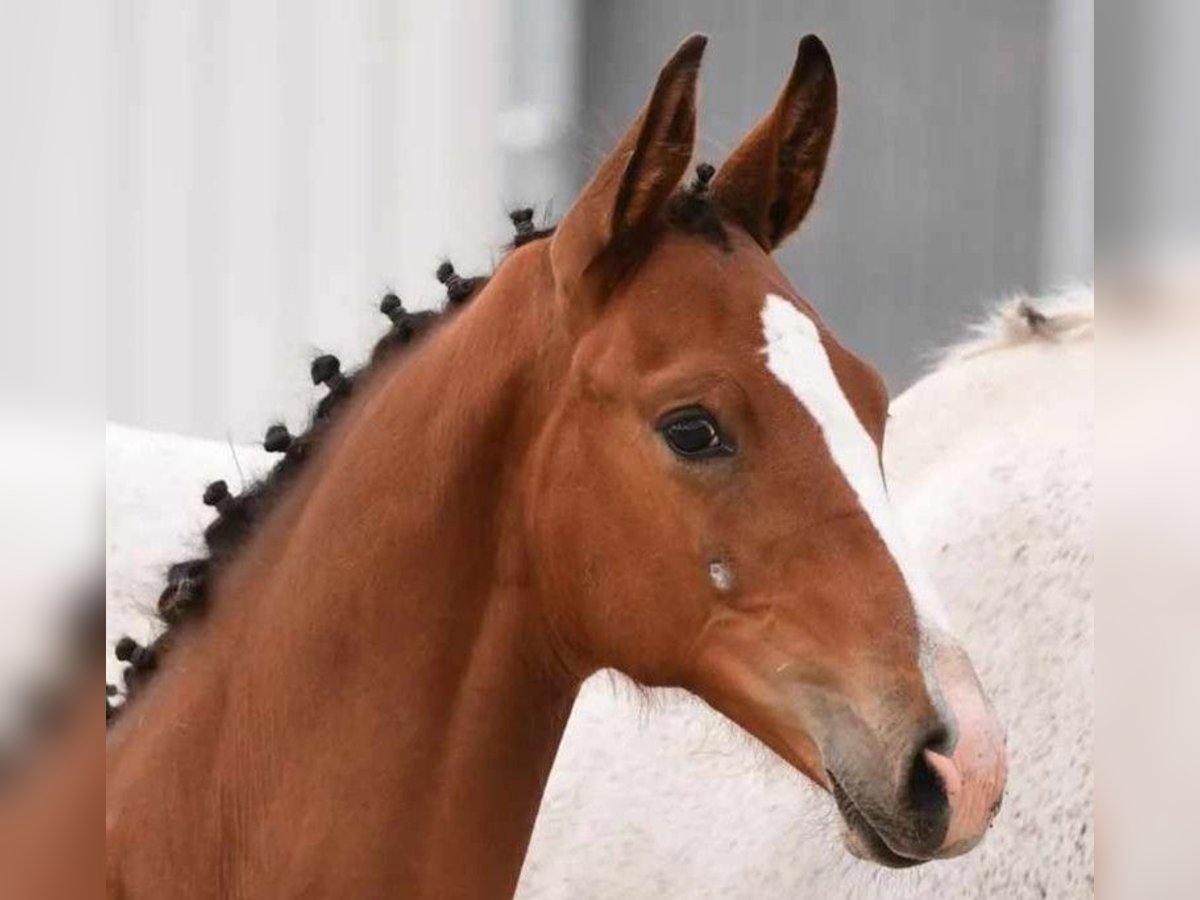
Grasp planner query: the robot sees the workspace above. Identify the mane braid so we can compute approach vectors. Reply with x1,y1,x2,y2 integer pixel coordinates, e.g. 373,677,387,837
508,207,556,249
666,162,730,250
106,210,556,724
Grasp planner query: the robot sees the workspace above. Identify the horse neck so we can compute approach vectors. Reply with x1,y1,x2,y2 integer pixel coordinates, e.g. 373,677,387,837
107,248,580,898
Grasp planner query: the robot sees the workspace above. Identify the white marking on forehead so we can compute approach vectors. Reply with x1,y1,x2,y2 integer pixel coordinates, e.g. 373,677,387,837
760,293,950,631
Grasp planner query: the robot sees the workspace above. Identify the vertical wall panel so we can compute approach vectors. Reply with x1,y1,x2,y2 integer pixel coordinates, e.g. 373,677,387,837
0,0,109,421
187,0,231,435
221,0,289,441
105,0,510,441
1041,0,1094,286
132,1,203,433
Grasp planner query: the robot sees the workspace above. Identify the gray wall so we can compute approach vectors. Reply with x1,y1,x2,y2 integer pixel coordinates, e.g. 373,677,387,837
1098,0,1199,257
577,1,1078,390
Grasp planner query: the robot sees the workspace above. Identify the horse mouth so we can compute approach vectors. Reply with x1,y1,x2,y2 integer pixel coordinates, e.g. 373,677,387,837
828,772,925,869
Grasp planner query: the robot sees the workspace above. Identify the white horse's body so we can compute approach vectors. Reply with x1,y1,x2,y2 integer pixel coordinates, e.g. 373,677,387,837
104,291,1095,898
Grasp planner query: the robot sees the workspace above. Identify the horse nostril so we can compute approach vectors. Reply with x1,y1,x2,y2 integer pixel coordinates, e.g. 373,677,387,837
905,725,951,819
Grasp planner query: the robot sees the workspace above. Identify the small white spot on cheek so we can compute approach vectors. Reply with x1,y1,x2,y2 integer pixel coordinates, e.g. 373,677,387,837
709,560,735,592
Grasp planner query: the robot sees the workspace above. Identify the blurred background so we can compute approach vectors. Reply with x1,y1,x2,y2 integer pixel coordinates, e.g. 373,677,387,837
10,0,1101,443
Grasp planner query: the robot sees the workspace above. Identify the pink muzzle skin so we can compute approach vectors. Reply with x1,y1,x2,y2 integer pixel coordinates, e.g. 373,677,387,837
925,643,1008,857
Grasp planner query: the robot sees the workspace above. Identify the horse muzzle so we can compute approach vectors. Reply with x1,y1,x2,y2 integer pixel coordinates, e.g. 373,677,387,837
825,642,1007,866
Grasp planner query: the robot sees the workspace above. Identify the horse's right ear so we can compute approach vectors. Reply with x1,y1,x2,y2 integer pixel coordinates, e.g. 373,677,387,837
550,34,706,309
711,35,837,251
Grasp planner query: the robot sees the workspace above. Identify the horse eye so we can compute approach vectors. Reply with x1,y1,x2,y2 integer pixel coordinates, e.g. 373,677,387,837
659,409,734,459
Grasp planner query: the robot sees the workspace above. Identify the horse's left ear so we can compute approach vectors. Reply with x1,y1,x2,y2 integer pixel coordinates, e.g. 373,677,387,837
551,34,706,304
711,35,837,251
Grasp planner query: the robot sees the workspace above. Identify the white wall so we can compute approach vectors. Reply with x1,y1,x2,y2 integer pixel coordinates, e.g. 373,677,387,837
0,0,109,425
103,0,513,442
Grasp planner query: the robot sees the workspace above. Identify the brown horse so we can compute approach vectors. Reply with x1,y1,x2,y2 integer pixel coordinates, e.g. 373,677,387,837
100,34,1006,898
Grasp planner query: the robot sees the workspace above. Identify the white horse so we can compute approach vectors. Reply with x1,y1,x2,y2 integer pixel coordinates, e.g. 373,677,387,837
104,289,1094,898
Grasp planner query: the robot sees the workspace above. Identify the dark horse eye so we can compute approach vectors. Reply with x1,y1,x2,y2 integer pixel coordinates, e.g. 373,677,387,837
659,408,734,459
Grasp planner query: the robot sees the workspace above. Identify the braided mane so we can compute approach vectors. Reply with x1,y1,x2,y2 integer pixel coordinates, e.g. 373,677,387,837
107,172,726,722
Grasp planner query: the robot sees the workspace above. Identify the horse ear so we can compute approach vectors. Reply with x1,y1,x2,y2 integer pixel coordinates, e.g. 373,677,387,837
550,34,706,301
711,35,837,251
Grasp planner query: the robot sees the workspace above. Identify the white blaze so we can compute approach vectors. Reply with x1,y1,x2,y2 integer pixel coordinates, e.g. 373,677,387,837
760,293,950,631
